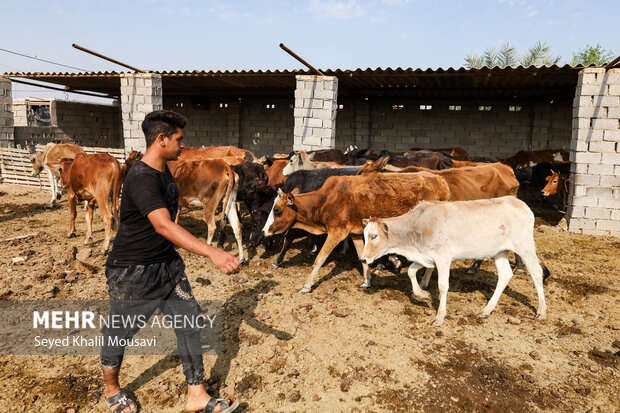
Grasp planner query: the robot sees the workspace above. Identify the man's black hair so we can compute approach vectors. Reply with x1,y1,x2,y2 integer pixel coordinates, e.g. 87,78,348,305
141,110,187,147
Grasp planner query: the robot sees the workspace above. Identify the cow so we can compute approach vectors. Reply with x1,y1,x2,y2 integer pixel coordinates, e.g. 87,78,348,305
251,166,362,267
282,151,342,176
361,196,548,326
501,149,569,170
343,146,381,166
515,162,571,209
357,161,521,274
307,149,346,164
541,170,571,209
264,159,289,186
30,142,85,207
178,145,259,163
168,158,245,263
123,150,143,175
378,150,454,169
47,153,123,253
262,172,451,292
410,147,469,158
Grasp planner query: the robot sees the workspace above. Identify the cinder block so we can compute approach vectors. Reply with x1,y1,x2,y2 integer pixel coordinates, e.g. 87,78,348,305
570,139,589,151
588,141,616,153
586,186,613,198
575,85,606,96
597,197,620,209
595,219,620,233
591,118,618,130
573,95,594,108
588,163,615,175
581,228,612,236
611,209,620,220
593,96,620,107
572,152,601,164
603,130,620,142
577,72,598,86
567,217,596,230
571,195,599,207
602,153,620,165
572,118,591,129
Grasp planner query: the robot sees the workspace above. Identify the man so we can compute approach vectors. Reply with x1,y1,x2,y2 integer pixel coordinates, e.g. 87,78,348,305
101,110,241,413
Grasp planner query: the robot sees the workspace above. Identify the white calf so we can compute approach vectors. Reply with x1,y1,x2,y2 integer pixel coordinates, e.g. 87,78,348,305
361,196,547,326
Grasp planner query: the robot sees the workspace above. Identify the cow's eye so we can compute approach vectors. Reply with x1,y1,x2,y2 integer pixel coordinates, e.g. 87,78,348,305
370,234,377,240
274,207,282,217
553,180,557,184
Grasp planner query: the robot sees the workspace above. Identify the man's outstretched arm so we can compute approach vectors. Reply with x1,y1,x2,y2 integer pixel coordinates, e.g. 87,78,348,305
147,208,242,274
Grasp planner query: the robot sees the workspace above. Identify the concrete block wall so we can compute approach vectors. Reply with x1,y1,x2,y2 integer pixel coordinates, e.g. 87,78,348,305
51,100,121,147
0,78,14,147
362,98,571,158
241,97,294,156
293,75,338,151
567,68,620,237
12,100,28,127
121,73,163,155
163,98,232,148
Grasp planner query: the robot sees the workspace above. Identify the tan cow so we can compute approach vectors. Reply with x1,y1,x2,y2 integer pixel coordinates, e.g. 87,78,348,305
168,158,245,263
361,196,548,326
281,150,343,176
179,145,258,164
262,172,451,292
30,143,85,207
48,153,123,253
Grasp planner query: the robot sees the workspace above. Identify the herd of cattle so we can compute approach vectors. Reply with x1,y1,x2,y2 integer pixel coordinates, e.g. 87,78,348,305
27,142,570,325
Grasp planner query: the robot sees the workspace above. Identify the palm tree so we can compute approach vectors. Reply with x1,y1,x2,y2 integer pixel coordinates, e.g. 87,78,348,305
465,41,561,69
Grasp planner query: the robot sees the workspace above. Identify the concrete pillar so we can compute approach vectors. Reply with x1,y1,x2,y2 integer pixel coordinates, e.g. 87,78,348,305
567,67,620,236
120,73,163,156
0,77,14,147
293,75,338,151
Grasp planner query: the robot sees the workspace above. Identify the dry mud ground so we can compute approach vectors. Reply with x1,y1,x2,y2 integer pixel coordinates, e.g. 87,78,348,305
0,183,618,413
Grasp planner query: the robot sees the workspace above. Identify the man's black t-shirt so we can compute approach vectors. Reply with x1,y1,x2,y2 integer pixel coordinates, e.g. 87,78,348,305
106,161,180,266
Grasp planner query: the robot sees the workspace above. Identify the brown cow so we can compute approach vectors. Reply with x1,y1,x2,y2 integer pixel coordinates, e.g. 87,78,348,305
541,171,570,208
30,142,85,207
501,149,569,170
265,159,289,186
48,153,122,253
168,158,245,262
262,172,451,292
179,145,258,163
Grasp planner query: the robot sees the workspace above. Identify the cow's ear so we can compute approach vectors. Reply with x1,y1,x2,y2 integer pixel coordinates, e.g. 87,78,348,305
550,169,555,174
307,151,316,161
277,188,284,198
291,185,302,195
29,155,37,161
286,193,295,206
380,222,389,234
362,218,370,226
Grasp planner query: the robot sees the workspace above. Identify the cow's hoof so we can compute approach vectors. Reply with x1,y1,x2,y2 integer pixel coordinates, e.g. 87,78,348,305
269,263,280,269
67,232,76,238
536,313,546,321
432,319,444,327
375,264,385,272
46,203,55,209
299,286,311,294
360,281,370,288
414,291,431,300
56,193,62,200
514,268,524,275
84,237,93,245
479,310,491,319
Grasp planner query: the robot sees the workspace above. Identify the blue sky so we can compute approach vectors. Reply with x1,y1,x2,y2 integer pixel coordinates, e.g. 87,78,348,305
2,0,618,102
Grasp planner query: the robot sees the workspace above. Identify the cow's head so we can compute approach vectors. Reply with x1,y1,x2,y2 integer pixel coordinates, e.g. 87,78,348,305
361,218,390,265
262,187,300,236
29,152,45,176
356,156,389,175
124,150,143,175
282,151,310,176
46,158,74,188
541,171,560,197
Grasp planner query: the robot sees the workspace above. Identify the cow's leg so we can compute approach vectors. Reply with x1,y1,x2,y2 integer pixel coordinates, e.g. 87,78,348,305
202,198,219,245
67,192,77,238
420,267,434,290
466,260,482,274
97,191,113,254
407,263,430,300
175,206,181,224
300,232,346,293
480,251,514,319
518,251,547,321
224,191,245,263
350,235,370,288
271,229,298,268
46,168,57,207
84,200,95,245
433,259,452,326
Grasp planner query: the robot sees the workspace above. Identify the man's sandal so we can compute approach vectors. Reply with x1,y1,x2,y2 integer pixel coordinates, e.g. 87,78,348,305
201,397,239,413
105,391,137,413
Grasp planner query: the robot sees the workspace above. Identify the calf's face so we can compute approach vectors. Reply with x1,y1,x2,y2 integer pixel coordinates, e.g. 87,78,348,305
30,153,45,176
541,172,559,197
361,219,390,264
262,189,297,236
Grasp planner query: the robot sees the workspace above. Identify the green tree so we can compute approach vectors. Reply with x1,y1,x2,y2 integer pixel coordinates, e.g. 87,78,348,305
465,41,561,69
571,44,614,66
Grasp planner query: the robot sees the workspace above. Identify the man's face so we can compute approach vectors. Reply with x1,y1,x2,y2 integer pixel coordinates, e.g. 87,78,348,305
163,127,185,160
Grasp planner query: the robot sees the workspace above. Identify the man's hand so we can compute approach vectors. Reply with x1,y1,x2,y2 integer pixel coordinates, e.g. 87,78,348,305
209,249,242,275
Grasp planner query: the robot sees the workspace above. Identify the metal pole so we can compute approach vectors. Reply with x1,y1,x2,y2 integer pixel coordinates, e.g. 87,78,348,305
7,78,118,99
605,55,620,71
72,43,145,73
279,43,325,76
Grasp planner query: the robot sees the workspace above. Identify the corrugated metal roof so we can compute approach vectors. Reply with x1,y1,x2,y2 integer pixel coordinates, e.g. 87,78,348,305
2,64,590,98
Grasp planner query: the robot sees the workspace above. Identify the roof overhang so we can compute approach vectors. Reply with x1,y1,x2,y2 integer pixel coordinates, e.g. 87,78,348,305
3,64,589,100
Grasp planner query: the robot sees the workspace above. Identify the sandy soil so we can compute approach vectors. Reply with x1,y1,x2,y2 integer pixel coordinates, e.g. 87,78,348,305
0,183,618,413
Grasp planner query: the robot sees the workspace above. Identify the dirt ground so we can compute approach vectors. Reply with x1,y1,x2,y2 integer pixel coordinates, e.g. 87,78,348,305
0,183,618,413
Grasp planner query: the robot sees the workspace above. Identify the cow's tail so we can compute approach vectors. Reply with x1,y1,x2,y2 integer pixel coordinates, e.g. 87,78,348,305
540,260,551,284
111,159,123,231
244,149,260,163
219,165,238,235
